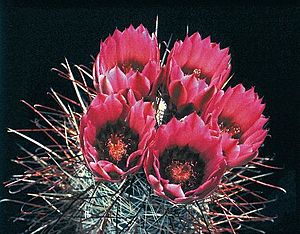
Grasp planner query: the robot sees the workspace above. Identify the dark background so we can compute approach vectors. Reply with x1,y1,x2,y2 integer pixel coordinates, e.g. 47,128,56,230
0,2,298,233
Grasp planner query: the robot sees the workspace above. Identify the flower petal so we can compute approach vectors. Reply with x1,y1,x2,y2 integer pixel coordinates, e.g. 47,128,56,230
128,72,151,98
169,80,188,107
164,184,185,199
106,66,128,92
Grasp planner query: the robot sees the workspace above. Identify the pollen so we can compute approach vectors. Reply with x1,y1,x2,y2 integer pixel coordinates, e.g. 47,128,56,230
193,68,208,80
193,68,202,78
219,121,241,139
166,161,193,183
95,121,139,169
122,63,134,74
106,134,127,162
121,62,142,74
160,146,205,192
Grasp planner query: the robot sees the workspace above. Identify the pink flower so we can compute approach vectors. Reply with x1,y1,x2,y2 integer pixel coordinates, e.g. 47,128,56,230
167,33,231,89
201,84,268,168
93,24,160,99
80,92,156,182
167,63,217,114
144,113,226,203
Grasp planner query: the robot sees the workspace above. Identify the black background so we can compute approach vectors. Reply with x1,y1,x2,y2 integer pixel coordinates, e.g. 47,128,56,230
0,1,299,233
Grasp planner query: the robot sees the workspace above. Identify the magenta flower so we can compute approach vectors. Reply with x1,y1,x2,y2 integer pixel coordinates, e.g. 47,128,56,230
167,33,231,89
80,92,156,182
167,64,217,114
201,84,268,168
93,24,161,99
144,113,226,203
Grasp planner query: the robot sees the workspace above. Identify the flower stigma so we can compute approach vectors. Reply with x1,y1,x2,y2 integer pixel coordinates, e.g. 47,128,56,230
121,62,143,74
166,161,193,183
107,133,127,162
181,67,209,82
95,121,139,169
193,68,204,79
160,146,205,192
218,119,241,139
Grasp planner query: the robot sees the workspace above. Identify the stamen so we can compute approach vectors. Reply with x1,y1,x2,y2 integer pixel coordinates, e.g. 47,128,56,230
95,121,139,169
193,68,208,80
193,68,202,78
166,161,193,183
122,64,133,74
121,62,142,74
218,121,241,139
160,146,205,192
106,134,127,162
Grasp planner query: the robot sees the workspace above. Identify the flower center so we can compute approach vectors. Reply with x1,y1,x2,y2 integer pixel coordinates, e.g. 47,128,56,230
160,146,205,192
107,134,127,162
193,68,207,80
181,66,209,83
95,121,139,169
166,161,193,183
120,62,143,74
218,118,241,139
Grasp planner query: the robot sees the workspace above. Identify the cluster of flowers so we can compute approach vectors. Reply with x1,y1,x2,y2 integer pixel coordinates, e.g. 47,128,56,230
80,25,268,204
